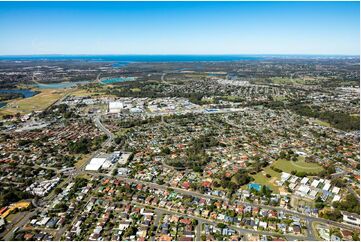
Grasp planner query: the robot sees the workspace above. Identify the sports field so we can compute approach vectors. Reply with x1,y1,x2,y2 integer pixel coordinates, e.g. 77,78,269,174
272,156,324,174
250,156,324,193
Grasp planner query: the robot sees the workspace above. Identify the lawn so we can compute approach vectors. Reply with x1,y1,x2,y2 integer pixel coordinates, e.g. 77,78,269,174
251,172,280,193
273,95,287,101
130,88,141,92
242,166,282,193
272,156,324,174
75,154,92,169
314,119,331,127
1,89,64,116
244,157,323,194
270,77,306,85
116,128,130,137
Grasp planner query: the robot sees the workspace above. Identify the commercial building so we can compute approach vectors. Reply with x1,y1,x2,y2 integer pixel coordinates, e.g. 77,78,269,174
85,157,107,171
108,101,124,114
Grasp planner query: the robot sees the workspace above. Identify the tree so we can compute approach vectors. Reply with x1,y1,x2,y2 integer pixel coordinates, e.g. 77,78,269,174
332,194,360,214
216,223,227,229
315,197,325,209
161,147,171,155
54,187,63,195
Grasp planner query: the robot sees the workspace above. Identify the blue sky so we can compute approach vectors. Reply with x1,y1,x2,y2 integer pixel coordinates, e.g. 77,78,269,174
0,1,359,55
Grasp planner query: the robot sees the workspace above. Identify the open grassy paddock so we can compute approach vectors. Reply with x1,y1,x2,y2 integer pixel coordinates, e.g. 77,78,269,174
272,156,324,174
249,156,324,194
0,89,64,116
314,119,331,127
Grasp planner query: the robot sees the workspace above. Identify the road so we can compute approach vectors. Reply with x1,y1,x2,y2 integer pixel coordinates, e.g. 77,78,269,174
94,115,114,147
0,114,113,240
161,73,166,83
196,220,202,240
86,171,359,233
1,211,37,241
151,210,164,241
114,200,311,241
2,108,357,240
84,112,358,238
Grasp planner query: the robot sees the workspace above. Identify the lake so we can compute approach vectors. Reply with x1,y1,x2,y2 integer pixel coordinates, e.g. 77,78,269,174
0,89,38,98
34,81,90,89
101,77,136,84
0,89,39,108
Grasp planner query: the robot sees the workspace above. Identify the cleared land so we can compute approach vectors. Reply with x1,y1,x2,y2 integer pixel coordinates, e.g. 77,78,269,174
314,119,331,127
250,157,324,193
249,164,283,192
272,157,324,173
75,154,92,169
0,89,64,116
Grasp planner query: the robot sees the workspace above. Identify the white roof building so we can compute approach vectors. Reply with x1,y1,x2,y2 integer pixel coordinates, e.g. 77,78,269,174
297,185,310,196
101,160,112,169
289,183,297,190
39,217,50,226
300,177,309,185
289,176,299,183
85,157,107,171
332,195,341,202
281,172,291,182
331,187,340,194
118,153,131,165
309,190,318,200
108,101,124,113
311,180,320,188
259,221,268,229
322,183,331,191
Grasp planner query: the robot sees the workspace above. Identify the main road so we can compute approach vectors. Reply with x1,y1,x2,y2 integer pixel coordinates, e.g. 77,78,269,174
84,115,358,235
86,171,357,234
111,200,312,241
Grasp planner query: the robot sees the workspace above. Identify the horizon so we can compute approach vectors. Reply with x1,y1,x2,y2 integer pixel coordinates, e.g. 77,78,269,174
0,53,359,57
0,1,359,55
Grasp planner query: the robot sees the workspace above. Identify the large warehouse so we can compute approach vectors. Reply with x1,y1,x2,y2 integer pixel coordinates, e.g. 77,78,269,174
108,101,124,114
85,157,107,171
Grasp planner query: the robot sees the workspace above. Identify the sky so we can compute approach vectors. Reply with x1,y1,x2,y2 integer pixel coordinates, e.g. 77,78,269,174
0,1,359,55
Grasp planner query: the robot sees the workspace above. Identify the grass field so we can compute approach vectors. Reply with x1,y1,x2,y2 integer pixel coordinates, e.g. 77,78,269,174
220,95,244,102
252,172,279,192
0,89,64,116
314,119,331,127
0,86,115,118
272,95,287,101
272,156,324,174
248,157,324,194
75,154,92,169
241,165,282,192
130,88,141,92
116,128,130,137
270,77,306,85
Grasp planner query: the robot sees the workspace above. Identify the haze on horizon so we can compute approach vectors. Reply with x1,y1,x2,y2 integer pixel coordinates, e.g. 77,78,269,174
0,1,359,56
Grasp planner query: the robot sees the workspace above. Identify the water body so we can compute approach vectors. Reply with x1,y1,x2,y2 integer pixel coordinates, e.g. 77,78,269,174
101,77,136,84
0,89,38,108
0,54,357,62
34,81,90,89
0,55,265,62
112,62,128,68
0,89,38,98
